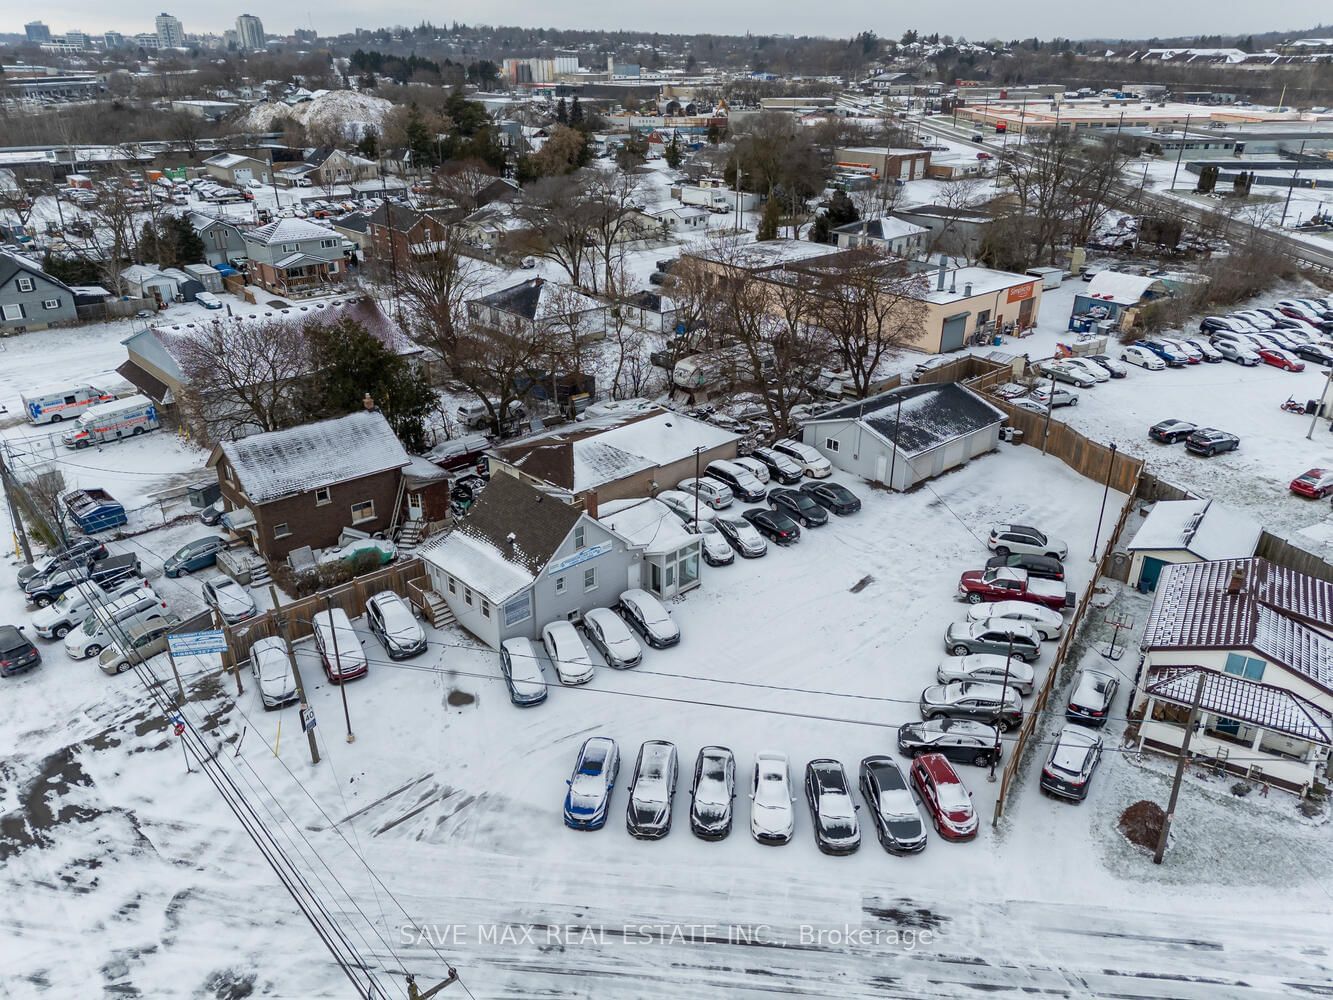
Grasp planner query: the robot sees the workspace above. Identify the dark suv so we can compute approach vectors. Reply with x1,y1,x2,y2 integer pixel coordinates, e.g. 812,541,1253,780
1184,427,1240,457
0,625,41,677
768,488,828,528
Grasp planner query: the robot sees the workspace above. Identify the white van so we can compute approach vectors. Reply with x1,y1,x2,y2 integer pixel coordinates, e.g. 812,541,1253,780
20,383,115,425
62,395,160,449
456,399,525,431
32,577,153,639
64,589,171,659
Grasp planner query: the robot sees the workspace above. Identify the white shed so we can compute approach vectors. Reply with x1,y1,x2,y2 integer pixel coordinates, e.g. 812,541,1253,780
1126,498,1261,592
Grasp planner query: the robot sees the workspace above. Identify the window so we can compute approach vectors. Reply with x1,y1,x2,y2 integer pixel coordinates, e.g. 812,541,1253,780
328,261,339,274
42,298,61,310
1,304,24,321
1224,653,1265,681
314,487,331,506
555,576,567,595
464,587,473,606
224,465,234,483
350,500,375,524
320,238,338,249
281,243,297,253
583,567,597,591
574,525,586,549
481,599,491,619
824,438,840,453
447,575,457,595
273,523,291,538
503,593,532,627
679,552,699,587
16,276,34,292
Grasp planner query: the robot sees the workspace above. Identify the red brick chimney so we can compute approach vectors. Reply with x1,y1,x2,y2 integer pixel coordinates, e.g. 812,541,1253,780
584,490,599,519
1226,566,1245,596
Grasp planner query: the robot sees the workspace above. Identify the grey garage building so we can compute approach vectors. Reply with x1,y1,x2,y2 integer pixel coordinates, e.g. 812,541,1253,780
800,382,1006,490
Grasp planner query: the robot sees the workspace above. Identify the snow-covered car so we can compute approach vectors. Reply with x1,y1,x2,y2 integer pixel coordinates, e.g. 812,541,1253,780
65,590,170,659
581,607,643,669
1157,337,1203,363
910,753,978,841
994,381,1030,399
1066,669,1118,727
31,577,151,639
1040,726,1103,801
498,637,548,706
770,439,832,479
96,614,182,676
1061,357,1111,384
896,718,1001,768
1137,339,1190,366
689,519,735,566
1290,468,1333,499
750,751,795,845
1029,385,1078,408
1212,338,1260,365
749,447,805,485
626,740,678,839
249,636,298,709
563,736,620,830
312,607,367,683
1120,345,1166,370
365,590,426,659
542,620,595,685
657,489,717,523
616,589,681,648
920,681,1024,730
202,576,258,625
1037,359,1097,388
714,514,767,558
988,523,1069,560
804,758,860,855
1178,337,1223,362
1257,347,1305,372
936,653,1036,695
858,755,926,854
690,746,737,840
1012,398,1048,415
966,599,1064,640
1085,354,1127,378
732,456,771,485
676,476,734,510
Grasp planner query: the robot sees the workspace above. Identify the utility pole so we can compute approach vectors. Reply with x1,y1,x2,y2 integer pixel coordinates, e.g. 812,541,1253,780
271,586,319,766
1281,140,1308,229
988,635,1015,784
325,593,355,743
0,445,34,565
1090,442,1118,562
406,969,458,998
1153,670,1207,865
1041,368,1057,455
1308,362,1333,440
692,446,703,524
1170,113,1192,191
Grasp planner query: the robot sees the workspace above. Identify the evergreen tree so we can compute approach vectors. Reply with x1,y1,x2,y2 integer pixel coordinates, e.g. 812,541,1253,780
809,213,831,244
357,127,380,159
555,97,568,125
663,131,683,168
758,197,781,240
168,215,205,265
706,123,722,145
825,190,859,228
569,96,586,129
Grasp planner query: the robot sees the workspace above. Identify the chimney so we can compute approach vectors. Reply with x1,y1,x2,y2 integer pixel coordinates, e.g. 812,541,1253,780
1226,566,1245,596
585,490,599,519
964,282,973,297
936,259,946,292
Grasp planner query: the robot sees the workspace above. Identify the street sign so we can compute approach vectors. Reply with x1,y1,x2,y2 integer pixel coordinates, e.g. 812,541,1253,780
168,630,228,656
300,706,317,732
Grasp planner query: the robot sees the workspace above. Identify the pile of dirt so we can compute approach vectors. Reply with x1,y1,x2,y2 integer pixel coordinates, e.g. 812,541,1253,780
238,91,392,139
1118,799,1166,852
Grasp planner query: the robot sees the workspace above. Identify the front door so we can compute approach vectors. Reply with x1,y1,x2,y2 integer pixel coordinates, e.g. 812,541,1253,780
1138,556,1168,593
406,492,424,520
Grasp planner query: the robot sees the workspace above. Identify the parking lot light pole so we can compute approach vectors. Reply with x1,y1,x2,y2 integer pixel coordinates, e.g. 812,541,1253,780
1307,364,1333,440
1090,442,1118,563
989,637,1015,783
271,586,319,766
1041,369,1057,455
324,594,355,744
692,446,703,524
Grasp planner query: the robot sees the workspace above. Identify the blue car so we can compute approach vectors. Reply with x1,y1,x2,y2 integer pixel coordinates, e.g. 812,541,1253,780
163,536,229,577
1134,339,1188,367
564,737,620,830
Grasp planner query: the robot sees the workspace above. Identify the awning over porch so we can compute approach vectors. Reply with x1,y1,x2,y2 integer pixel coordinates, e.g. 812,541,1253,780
1143,665,1333,746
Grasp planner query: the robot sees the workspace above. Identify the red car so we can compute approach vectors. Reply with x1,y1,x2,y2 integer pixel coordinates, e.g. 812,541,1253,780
1290,468,1333,498
909,753,978,841
957,566,1071,612
1257,347,1305,372
976,151,993,161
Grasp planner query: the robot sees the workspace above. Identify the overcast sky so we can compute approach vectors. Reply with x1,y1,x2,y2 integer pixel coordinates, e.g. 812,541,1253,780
24,3,1321,43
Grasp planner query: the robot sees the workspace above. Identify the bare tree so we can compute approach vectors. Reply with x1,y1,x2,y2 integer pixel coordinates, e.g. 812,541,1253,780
432,159,500,213
170,318,309,443
929,177,985,262
453,313,554,436
77,167,143,296
513,173,597,288
584,169,646,295
394,225,486,373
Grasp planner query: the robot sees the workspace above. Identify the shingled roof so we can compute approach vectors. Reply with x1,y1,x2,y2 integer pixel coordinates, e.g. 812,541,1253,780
452,472,582,577
212,411,410,504
804,382,1006,458
1142,557,1333,695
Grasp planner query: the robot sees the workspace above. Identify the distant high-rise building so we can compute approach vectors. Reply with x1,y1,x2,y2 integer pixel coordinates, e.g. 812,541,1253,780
294,28,317,44
24,21,51,43
65,31,90,50
234,14,265,51
103,31,125,49
155,12,185,48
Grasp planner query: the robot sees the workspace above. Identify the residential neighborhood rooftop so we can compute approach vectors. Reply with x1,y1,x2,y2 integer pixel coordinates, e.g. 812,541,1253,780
1127,498,1262,560
806,382,1007,458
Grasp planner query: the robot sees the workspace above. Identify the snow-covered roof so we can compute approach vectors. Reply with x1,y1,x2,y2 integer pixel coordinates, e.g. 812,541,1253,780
472,278,604,322
121,263,176,286
803,382,1006,458
597,498,696,556
244,217,338,246
1127,499,1261,560
1144,665,1333,745
1083,271,1168,305
215,411,410,504
923,266,1036,304
832,216,929,241
418,530,535,604
691,239,844,271
495,409,739,493
203,152,260,168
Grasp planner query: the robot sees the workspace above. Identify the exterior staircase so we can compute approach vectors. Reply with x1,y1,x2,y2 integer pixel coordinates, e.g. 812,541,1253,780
397,518,425,553
420,588,456,629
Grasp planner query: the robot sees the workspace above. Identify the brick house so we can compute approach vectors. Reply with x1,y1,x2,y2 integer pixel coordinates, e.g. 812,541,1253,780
367,203,460,268
241,218,348,296
207,410,413,562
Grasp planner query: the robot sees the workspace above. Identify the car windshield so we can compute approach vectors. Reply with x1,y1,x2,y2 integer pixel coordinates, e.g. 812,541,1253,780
80,614,104,636
577,751,607,776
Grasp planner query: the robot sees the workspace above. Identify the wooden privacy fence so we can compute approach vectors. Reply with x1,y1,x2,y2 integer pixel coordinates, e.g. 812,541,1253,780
985,397,1145,497
215,558,429,670
1256,531,1333,585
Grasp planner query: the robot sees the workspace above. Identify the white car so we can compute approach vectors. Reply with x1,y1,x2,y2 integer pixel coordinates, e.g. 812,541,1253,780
1029,385,1078,408
1121,345,1165,370
1212,338,1260,365
202,576,258,625
936,653,1036,696
250,636,298,708
1012,398,1048,415
988,523,1069,560
689,519,735,566
967,600,1064,641
677,476,734,510
750,751,795,844
581,607,643,669
31,578,151,639
732,456,771,485
1060,357,1110,383
616,589,680,648
657,489,717,523
771,439,832,478
195,291,222,310
542,620,595,685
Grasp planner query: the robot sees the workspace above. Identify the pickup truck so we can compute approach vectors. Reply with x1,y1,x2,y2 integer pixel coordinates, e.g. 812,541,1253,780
62,488,127,533
957,566,1072,612
23,553,141,608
